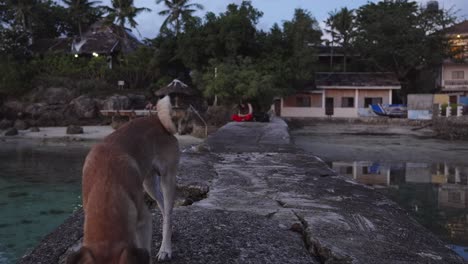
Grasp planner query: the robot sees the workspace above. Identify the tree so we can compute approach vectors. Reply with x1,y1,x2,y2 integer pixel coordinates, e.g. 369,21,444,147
283,9,322,88
326,7,355,71
104,0,150,44
6,0,36,44
200,57,279,109
156,0,204,36
63,0,103,39
354,0,455,94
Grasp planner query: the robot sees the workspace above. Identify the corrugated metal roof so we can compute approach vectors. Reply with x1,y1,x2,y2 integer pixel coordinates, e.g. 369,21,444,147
445,20,468,35
316,72,400,87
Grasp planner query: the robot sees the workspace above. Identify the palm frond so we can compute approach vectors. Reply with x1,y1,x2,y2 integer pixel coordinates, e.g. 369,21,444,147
158,9,171,16
186,3,203,10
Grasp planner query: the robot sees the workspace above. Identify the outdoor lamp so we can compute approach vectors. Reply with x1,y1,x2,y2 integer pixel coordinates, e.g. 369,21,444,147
74,54,78,58
92,52,99,57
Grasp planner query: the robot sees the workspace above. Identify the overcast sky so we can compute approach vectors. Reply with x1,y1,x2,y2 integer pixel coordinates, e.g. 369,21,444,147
87,0,468,39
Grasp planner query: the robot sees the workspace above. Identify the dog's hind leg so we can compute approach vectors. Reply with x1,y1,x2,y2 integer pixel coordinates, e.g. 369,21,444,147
143,172,164,212
156,166,176,261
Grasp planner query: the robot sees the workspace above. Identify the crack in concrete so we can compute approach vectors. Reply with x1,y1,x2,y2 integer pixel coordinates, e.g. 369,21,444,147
293,212,354,264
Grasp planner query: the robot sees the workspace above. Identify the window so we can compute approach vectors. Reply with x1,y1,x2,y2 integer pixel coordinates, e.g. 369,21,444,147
362,167,369,175
452,71,465,80
364,97,383,107
296,96,311,107
448,192,461,203
338,166,353,175
341,97,355,108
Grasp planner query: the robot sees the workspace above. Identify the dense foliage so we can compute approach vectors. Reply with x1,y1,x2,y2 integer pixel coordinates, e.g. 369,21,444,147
0,0,458,106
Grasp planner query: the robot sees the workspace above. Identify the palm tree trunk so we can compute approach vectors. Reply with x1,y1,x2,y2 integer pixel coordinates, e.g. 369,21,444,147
78,23,83,40
175,18,180,36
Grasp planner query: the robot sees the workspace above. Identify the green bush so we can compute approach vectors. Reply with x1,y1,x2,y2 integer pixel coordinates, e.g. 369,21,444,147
0,58,35,96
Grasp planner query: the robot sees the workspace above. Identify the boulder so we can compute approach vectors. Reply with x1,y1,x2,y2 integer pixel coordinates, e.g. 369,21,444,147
3,100,24,119
4,128,18,136
30,127,40,132
66,125,83,134
127,94,147,109
102,95,130,110
0,119,13,129
24,103,48,118
69,95,98,119
34,105,70,126
28,87,75,105
14,120,30,130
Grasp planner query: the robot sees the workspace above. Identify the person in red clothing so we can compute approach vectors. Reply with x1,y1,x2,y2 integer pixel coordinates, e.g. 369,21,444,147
232,100,253,122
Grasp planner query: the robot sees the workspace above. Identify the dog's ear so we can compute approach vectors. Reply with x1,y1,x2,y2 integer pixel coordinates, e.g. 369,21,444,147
119,247,150,264
67,247,95,264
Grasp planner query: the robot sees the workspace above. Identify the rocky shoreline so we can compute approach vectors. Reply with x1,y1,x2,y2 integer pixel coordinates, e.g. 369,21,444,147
0,87,148,130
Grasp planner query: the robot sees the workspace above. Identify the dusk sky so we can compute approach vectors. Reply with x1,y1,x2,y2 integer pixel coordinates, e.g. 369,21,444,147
92,0,468,39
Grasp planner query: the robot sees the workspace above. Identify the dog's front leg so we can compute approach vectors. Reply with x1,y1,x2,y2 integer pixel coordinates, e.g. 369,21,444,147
157,169,176,262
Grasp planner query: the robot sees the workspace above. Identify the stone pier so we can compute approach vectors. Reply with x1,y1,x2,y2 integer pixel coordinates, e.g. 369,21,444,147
19,118,465,264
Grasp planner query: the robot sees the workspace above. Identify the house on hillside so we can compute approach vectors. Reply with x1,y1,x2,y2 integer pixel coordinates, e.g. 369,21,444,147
30,20,141,69
71,20,142,68
438,20,468,103
279,72,401,118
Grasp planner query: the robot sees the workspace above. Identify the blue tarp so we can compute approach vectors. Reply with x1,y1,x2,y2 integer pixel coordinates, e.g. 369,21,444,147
460,97,468,106
371,104,386,116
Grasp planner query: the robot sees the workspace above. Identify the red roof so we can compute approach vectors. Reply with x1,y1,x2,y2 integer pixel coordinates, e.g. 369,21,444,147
445,20,468,35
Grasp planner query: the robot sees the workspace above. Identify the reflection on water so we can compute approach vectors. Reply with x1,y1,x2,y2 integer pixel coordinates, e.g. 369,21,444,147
331,161,468,260
0,143,89,264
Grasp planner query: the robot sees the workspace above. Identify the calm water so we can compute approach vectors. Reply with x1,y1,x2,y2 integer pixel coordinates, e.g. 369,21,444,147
329,160,468,260
0,142,89,263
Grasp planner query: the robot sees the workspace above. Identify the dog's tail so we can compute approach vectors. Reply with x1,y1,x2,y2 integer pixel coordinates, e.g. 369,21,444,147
156,95,177,134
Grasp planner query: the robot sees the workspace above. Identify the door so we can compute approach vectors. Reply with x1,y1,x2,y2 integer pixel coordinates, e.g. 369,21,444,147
325,97,334,116
274,99,281,116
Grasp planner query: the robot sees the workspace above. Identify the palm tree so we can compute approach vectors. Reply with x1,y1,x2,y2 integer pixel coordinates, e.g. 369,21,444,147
104,0,150,44
326,7,355,72
8,0,36,44
156,0,204,36
63,0,103,40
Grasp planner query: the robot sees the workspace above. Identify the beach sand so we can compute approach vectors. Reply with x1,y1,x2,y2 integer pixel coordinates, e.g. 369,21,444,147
0,126,204,148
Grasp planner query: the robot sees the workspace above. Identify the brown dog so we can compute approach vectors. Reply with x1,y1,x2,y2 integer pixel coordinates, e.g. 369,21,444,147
68,96,179,264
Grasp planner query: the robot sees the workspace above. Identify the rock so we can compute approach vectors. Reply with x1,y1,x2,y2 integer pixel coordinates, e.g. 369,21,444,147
34,105,68,126
24,103,48,118
102,95,130,110
28,87,75,105
3,100,24,119
14,119,30,130
0,119,13,129
66,125,83,134
127,94,147,109
4,128,18,136
30,127,40,132
69,95,98,119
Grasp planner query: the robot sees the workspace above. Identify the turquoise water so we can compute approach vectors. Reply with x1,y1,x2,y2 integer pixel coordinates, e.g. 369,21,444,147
0,142,89,263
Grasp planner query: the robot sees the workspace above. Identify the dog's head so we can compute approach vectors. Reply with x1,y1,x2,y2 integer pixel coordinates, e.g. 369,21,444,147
67,246,149,264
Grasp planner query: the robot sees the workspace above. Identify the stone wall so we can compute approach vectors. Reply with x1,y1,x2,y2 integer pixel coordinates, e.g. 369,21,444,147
283,116,432,127
433,116,468,140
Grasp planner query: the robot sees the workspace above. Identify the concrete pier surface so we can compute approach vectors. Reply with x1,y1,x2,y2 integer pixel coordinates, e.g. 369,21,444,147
19,118,466,264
